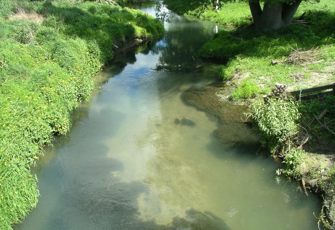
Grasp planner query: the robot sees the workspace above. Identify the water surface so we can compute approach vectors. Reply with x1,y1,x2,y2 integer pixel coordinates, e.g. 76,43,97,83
18,4,320,230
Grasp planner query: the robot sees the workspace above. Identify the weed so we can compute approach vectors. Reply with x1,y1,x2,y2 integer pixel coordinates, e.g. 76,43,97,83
231,79,260,100
250,98,301,152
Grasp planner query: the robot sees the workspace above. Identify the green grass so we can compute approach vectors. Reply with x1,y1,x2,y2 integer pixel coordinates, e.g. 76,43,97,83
194,2,251,28
250,97,301,152
202,1,335,99
165,0,335,100
0,1,162,229
231,79,260,100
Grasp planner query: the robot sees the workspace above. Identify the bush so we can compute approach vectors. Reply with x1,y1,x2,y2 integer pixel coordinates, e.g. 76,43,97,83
283,148,306,178
251,98,301,152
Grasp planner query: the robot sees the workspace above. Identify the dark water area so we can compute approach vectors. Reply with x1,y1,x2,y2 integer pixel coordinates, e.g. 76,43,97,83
18,3,320,230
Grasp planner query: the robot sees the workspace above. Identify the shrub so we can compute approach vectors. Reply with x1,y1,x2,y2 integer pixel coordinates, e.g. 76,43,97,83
283,148,306,178
251,98,301,152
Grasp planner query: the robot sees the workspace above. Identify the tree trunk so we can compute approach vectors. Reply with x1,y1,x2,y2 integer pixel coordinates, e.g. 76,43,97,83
248,0,302,30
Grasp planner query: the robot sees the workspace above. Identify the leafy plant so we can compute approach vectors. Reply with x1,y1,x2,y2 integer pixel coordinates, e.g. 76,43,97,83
283,148,305,178
250,98,301,152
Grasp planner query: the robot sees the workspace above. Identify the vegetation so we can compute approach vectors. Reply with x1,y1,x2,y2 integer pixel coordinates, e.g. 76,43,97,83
250,97,300,152
249,94,335,228
0,0,162,229
165,0,316,30
163,0,335,99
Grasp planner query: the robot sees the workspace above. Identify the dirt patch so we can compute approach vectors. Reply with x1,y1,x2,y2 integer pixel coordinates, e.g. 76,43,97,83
286,48,321,66
9,9,44,24
287,62,335,92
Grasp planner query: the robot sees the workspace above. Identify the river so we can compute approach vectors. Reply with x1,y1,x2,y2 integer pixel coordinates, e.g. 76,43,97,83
18,3,320,230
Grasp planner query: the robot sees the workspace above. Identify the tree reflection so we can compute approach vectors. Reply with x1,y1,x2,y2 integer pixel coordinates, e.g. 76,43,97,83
154,7,215,72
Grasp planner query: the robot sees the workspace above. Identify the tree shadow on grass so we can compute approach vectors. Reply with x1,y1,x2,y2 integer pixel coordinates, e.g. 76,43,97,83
200,10,335,61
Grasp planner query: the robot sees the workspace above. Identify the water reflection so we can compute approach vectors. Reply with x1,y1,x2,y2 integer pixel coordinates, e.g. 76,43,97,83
155,17,213,71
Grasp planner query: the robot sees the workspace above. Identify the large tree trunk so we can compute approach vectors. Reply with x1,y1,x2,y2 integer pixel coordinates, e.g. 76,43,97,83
248,0,302,30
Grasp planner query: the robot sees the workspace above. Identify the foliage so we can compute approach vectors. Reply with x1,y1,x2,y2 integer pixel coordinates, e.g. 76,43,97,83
197,2,250,28
0,1,163,229
282,148,306,178
38,1,163,61
164,0,213,15
0,0,15,17
231,79,260,100
250,98,301,151
299,95,335,153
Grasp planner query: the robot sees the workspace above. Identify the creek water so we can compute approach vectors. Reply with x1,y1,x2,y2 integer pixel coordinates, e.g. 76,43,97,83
18,4,320,230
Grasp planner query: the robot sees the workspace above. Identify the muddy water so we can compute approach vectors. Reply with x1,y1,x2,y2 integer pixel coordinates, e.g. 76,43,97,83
18,4,320,230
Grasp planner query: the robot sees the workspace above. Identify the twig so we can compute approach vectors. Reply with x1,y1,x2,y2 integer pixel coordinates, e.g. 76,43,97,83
301,179,309,196
298,125,310,148
318,109,328,120
298,136,309,148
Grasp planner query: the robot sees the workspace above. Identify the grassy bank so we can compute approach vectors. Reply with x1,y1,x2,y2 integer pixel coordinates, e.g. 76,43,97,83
250,94,335,228
164,0,335,228
0,0,162,229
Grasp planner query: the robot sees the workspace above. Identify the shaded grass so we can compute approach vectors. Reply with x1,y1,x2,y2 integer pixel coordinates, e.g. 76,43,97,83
200,8,335,98
299,95,335,154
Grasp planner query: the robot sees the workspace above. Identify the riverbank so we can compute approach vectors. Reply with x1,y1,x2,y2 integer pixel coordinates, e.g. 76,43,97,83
164,0,335,228
182,83,335,229
0,0,162,228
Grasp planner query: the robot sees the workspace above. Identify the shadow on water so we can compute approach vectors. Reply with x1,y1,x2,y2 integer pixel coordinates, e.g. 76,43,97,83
174,117,196,127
